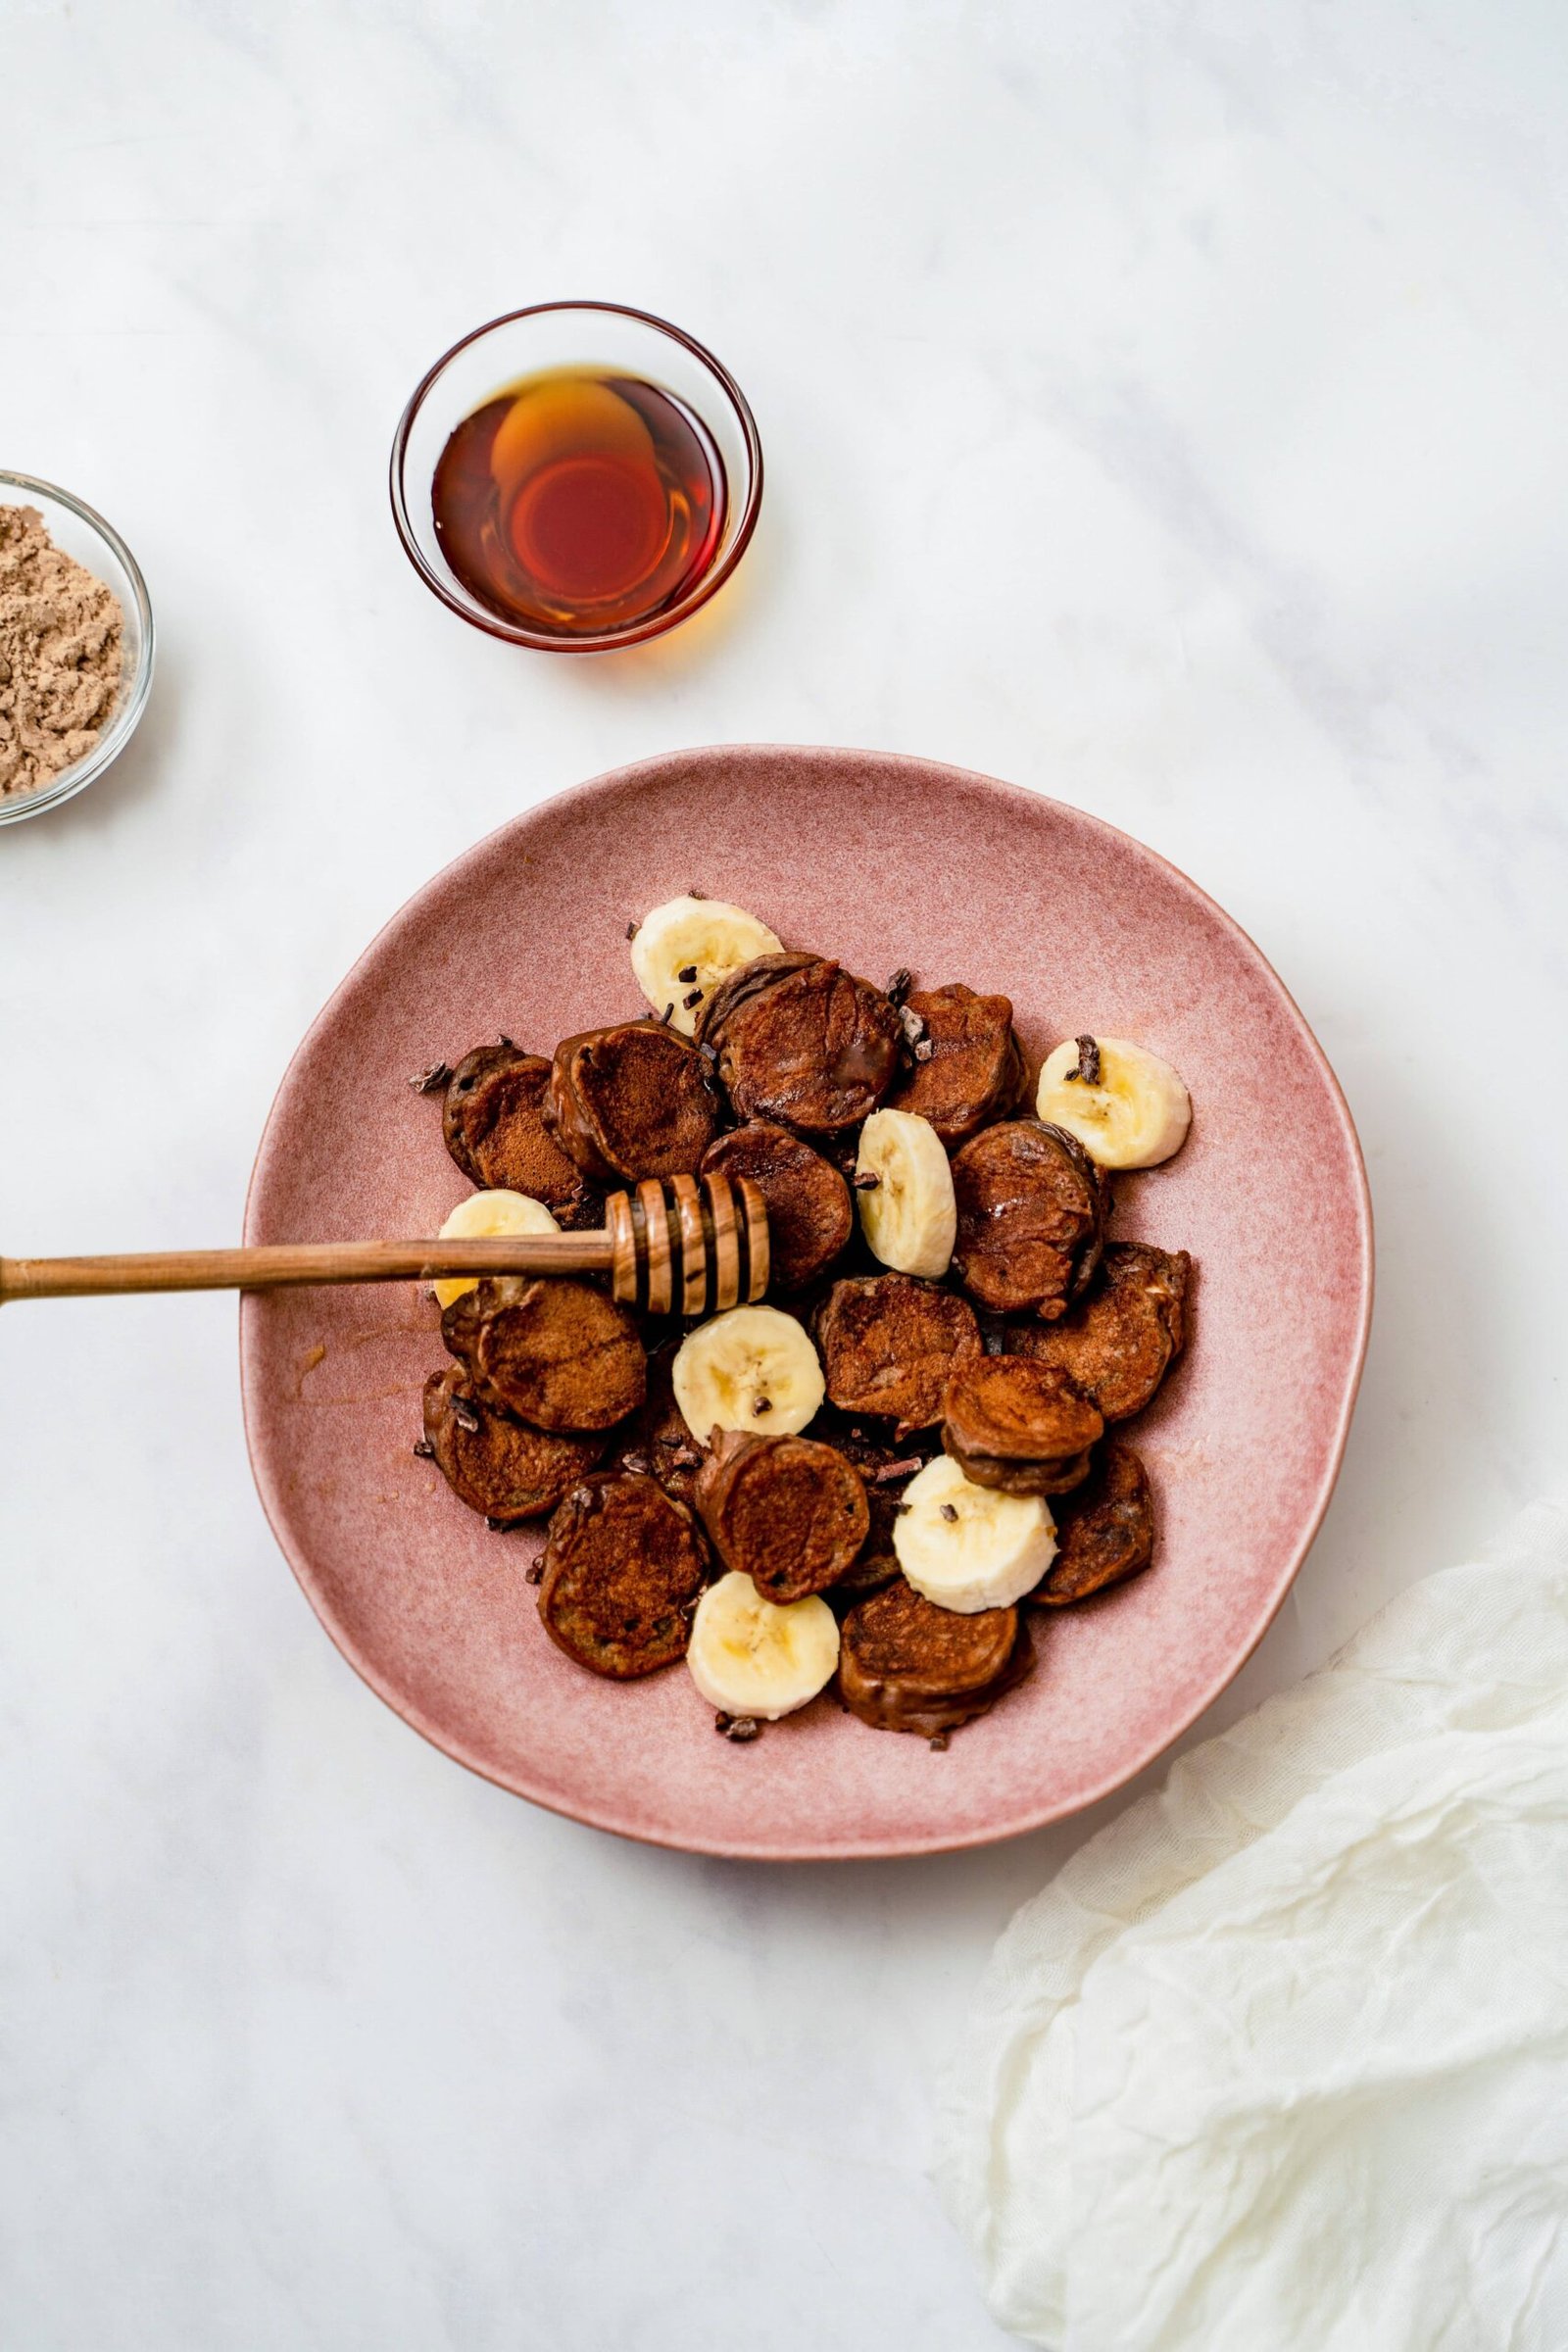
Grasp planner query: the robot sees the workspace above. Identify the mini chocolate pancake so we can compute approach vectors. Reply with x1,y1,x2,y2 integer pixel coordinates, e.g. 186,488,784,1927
696,953,902,1134
881,983,1027,1146
1030,1441,1155,1605
838,1578,1035,1736
695,1428,869,1604
700,1119,853,1290
443,1276,646,1432
950,1120,1106,1319
612,1338,706,1509
421,1364,604,1524
549,1021,720,1186
442,1044,598,1225
442,1044,511,1181
1011,1243,1191,1419
942,1358,1103,1495
538,1472,709,1679
816,1273,983,1440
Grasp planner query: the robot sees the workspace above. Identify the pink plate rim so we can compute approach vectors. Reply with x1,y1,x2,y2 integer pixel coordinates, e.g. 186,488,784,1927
240,746,1374,1860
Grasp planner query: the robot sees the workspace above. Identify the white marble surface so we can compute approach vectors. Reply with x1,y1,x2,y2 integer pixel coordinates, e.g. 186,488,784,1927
3,5,1566,2345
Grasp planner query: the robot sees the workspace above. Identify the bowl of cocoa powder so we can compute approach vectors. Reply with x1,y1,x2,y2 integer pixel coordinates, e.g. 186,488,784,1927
0,472,154,826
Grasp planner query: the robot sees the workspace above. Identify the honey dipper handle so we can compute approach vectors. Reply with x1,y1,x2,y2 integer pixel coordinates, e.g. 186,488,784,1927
0,1233,614,1303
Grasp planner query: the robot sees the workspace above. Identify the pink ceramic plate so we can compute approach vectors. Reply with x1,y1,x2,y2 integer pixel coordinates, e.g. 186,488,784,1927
241,748,1372,1859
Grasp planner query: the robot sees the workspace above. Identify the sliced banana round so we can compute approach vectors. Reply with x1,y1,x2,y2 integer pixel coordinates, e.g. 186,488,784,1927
686,1570,841,1720
432,1189,560,1310
671,1304,825,1442
1035,1036,1192,1170
855,1107,956,1278
630,896,784,1037
894,1452,1056,1613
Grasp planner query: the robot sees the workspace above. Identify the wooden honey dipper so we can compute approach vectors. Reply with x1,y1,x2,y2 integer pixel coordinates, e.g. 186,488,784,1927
0,1173,770,1317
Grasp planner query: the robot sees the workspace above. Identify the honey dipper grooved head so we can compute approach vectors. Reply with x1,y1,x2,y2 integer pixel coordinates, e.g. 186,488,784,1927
608,1172,770,1314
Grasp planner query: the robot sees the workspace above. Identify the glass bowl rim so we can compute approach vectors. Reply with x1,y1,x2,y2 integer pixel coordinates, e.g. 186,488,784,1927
387,299,764,653
0,467,156,826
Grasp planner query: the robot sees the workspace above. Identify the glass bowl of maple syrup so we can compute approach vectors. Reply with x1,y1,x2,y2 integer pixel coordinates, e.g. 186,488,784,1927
390,302,762,653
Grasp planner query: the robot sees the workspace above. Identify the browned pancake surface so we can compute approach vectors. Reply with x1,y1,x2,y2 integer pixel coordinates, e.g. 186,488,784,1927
942,1357,1102,1494
951,1120,1105,1318
444,1276,645,1432
422,1364,604,1523
944,1356,1103,1460
838,1579,1034,1735
538,1473,708,1678
441,1045,598,1223
816,1273,982,1439
698,954,901,1133
700,1119,853,1290
1031,1440,1155,1604
550,1021,719,1185
442,1043,515,1182
882,983,1026,1145
1012,1243,1191,1418
695,1429,869,1603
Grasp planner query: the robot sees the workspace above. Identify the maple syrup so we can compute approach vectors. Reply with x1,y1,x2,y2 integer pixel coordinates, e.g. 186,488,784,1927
431,368,727,637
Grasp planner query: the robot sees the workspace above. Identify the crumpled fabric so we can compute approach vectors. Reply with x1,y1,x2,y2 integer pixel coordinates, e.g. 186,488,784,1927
934,1501,1568,2351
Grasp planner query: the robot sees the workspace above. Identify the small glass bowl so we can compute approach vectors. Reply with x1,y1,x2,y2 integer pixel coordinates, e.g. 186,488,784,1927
0,471,155,827
389,301,763,653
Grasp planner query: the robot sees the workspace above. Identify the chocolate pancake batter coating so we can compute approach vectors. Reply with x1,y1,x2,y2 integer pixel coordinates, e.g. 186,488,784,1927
1011,1243,1191,1419
838,1578,1035,1735
1030,1440,1155,1605
549,1020,719,1186
696,953,902,1134
700,1118,853,1291
442,1275,646,1432
695,1428,869,1604
882,983,1027,1146
816,1273,983,1440
942,1357,1103,1495
951,1120,1105,1319
442,1044,598,1224
538,1472,709,1679
421,1364,605,1523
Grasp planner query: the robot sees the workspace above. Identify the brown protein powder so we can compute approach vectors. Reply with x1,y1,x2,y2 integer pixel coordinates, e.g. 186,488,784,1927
0,504,123,800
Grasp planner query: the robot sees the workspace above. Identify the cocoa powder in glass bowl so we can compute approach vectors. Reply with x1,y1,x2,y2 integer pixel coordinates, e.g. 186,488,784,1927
0,473,154,826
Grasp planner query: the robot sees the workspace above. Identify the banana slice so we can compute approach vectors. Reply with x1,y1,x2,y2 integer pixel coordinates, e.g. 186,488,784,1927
893,1452,1056,1613
431,1190,560,1310
686,1570,840,1719
1035,1035,1192,1170
671,1304,825,1442
630,895,784,1037
855,1107,956,1278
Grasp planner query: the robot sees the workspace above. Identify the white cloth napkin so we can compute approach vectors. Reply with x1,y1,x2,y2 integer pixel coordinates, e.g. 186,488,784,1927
934,1501,1568,2351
